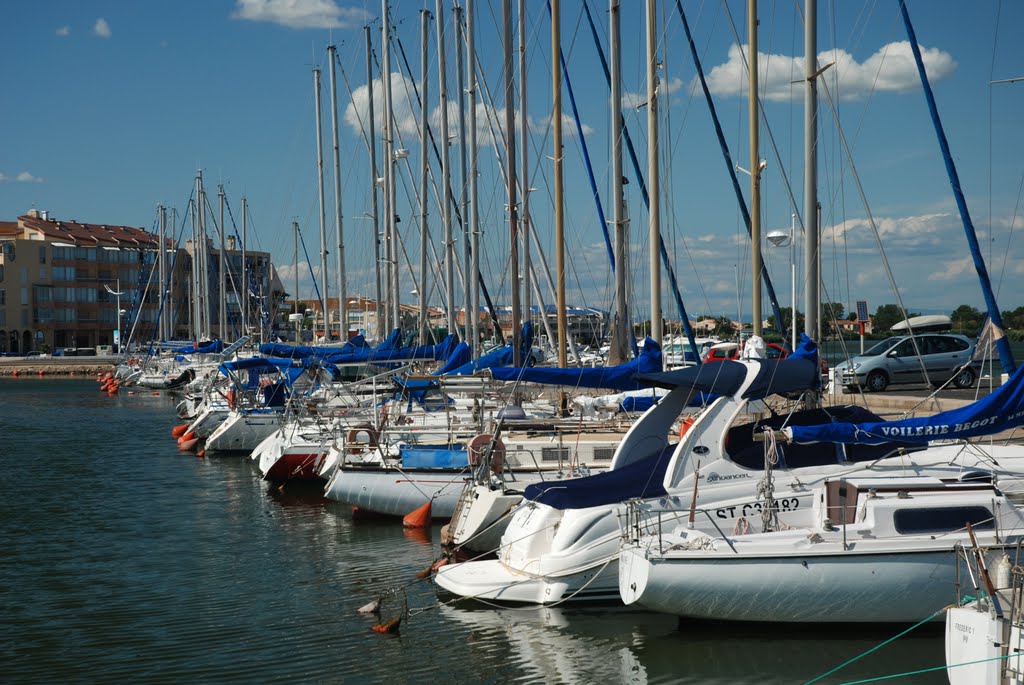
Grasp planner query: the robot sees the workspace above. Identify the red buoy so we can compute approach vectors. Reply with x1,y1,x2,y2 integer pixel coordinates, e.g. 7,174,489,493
402,500,432,528
178,437,200,451
171,423,190,438
177,430,196,445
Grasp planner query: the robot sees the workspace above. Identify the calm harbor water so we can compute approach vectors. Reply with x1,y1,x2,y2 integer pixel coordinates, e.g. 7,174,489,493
2,379,949,684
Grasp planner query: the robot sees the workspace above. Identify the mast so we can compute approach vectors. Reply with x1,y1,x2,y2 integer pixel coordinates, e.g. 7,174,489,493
803,0,818,344
328,45,347,342
553,0,568,402
437,0,455,334
608,0,629,365
169,207,177,339
218,185,226,340
192,170,201,341
157,204,166,342
518,0,532,332
365,26,383,338
313,66,330,341
503,0,521,365
419,10,431,345
466,0,481,352
646,0,662,345
241,196,248,337
382,2,399,333
455,5,471,345
293,220,300,327
749,0,762,339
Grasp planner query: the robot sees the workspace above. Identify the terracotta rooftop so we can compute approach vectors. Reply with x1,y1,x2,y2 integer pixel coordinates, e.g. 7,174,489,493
0,221,19,237
17,214,160,248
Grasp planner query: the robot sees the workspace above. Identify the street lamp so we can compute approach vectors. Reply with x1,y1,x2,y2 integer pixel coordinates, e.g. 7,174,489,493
767,215,796,351
103,279,124,353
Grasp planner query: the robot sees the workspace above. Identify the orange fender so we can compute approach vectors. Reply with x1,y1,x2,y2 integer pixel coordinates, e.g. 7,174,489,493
403,500,432,528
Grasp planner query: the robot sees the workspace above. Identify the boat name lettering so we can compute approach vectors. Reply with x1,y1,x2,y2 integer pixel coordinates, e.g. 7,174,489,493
877,415,1003,439
703,472,750,483
715,498,800,519
953,622,974,635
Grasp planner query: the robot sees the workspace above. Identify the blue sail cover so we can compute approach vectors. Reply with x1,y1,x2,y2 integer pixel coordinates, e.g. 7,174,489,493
169,339,224,355
322,334,458,364
523,446,673,510
489,338,663,391
635,334,819,399
791,363,1024,445
258,329,400,361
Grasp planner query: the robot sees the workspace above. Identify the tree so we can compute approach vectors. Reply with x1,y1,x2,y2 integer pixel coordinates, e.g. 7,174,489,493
767,307,804,338
950,304,983,334
872,304,905,334
713,316,735,339
820,302,846,335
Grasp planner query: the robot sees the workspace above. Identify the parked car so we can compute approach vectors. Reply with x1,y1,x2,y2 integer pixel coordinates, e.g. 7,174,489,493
833,333,979,392
702,341,787,363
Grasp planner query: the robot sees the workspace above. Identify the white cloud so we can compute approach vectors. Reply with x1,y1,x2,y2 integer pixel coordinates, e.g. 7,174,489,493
343,73,592,149
928,255,973,282
703,41,956,102
0,171,44,183
55,26,70,37
94,18,111,38
232,0,371,30
622,76,685,110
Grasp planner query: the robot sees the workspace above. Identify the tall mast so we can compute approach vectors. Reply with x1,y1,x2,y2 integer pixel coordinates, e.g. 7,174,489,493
365,26,383,338
192,170,201,341
241,196,248,337
646,0,661,345
553,0,567,374
608,0,629,365
381,2,399,332
157,204,166,342
328,45,347,342
313,66,330,341
518,0,531,331
293,221,300,325
503,0,521,365
803,0,818,343
169,207,177,339
466,0,481,352
437,0,455,334
455,5,471,345
218,185,226,340
749,0,762,339
419,9,431,345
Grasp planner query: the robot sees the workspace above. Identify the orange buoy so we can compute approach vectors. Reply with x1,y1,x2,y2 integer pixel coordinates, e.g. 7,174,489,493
197,450,206,458
371,617,401,634
680,416,696,438
38,370,44,377
403,500,433,528
177,430,196,444
178,437,200,451
430,557,448,572
171,423,190,438
12,370,18,377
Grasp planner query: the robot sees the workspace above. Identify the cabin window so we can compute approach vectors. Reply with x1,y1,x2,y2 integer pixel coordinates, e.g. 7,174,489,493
893,506,994,534
541,446,570,463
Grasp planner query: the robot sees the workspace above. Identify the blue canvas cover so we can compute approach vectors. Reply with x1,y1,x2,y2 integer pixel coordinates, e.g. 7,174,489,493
171,339,224,355
791,363,1024,445
490,338,663,390
399,445,470,469
619,395,659,413
323,333,458,364
522,446,674,510
636,335,819,400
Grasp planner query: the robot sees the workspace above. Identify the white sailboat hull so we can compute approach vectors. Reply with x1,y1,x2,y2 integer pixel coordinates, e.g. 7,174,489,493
205,411,283,453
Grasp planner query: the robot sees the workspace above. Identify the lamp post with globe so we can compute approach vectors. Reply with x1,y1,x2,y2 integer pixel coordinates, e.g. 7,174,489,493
766,215,796,350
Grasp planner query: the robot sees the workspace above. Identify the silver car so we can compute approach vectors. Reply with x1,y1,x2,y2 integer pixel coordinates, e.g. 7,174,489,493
835,333,979,392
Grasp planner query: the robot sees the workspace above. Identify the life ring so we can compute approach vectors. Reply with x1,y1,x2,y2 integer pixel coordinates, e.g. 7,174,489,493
346,424,379,455
679,416,696,439
467,433,506,474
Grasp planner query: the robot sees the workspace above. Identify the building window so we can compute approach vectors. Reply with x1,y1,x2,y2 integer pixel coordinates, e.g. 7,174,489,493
39,246,46,264
21,268,28,284
39,267,46,280
0,289,4,304
20,287,28,305
3,243,14,261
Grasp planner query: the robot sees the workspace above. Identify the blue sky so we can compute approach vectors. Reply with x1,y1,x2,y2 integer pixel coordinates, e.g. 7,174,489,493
2,0,1023,324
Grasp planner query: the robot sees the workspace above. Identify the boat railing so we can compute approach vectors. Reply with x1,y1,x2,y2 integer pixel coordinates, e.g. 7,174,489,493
621,499,739,554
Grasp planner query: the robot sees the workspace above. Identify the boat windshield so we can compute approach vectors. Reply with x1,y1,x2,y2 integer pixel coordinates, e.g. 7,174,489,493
860,338,902,357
